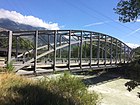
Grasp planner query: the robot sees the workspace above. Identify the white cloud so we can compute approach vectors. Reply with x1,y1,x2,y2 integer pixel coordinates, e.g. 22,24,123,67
84,21,109,27
0,9,60,30
136,19,140,22
126,43,140,48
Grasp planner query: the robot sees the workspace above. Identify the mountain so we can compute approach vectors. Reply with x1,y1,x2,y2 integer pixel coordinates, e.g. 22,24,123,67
0,18,58,46
0,18,66,45
0,18,45,31
0,18,48,45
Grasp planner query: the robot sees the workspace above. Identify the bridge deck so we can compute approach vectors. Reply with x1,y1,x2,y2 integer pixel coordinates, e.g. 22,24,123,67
16,64,118,75
0,30,133,74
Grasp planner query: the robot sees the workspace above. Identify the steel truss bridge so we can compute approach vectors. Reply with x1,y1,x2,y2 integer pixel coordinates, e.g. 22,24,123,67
0,30,133,74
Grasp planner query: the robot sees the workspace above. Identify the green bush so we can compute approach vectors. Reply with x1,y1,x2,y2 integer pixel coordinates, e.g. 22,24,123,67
41,72,98,105
0,72,98,105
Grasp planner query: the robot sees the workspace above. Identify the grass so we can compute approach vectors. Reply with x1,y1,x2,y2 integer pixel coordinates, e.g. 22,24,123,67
0,72,98,105
0,62,15,73
6,62,15,72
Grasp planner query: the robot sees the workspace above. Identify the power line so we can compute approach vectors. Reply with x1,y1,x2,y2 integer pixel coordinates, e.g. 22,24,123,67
78,1,140,37
63,0,128,33
64,0,140,36
79,1,138,32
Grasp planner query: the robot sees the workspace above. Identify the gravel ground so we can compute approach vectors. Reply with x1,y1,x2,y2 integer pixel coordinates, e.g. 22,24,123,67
85,72,140,105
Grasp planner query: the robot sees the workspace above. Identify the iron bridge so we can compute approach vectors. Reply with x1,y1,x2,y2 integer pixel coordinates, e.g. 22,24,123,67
0,30,133,74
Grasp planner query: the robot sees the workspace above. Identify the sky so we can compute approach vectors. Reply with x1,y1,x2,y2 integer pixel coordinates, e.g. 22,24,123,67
0,0,140,48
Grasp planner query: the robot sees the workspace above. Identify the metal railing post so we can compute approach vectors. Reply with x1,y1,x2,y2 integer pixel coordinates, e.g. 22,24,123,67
77,37,79,58
80,31,83,70
115,39,118,64
97,35,100,67
34,30,38,74
110,37,113,65
90,32,92,68
53,30,57,71
47,34,50,59
59,34,62,59
16,36,19,60
85,38,87,58
68,30,71,70
7,31,12,64
120,43,122,63
104,35,107,66
124,45,126,63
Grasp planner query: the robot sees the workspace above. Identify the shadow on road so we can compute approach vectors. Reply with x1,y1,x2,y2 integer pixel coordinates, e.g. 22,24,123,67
74,66,140,98
73,68,125,86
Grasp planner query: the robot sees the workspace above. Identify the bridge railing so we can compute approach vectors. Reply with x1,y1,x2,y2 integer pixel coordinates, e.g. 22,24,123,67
0,30,133,72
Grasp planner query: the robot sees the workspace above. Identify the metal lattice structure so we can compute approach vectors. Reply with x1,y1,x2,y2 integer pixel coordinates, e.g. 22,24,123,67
0,30,133,73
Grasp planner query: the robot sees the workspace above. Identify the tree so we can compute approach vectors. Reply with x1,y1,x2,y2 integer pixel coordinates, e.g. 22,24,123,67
132,46,140,59
115,1,140,98
114,0,140,22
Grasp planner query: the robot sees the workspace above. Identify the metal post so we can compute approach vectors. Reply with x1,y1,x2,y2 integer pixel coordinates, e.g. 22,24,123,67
101,47,103,60
124,45,126,63
53,30,57,71
7,31,12,64
34,30,38,74
59,34,62,58
68,30,71,70
77,37,79,58
47,34,50,59
23,53,25,64
48,34,50,50
130,48,132,62
80,31,83,70
129,49,131,63
120,43,122,63
115,39,118,64
97,35,100,66
104,35,107,66
127,48,129,63
127,48,130,63
85,39,87,58
90,32,92,68
110,37,113,65
16,36,18,60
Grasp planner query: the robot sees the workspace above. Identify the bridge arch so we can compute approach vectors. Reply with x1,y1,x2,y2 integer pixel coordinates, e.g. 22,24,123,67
0,30,133,73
